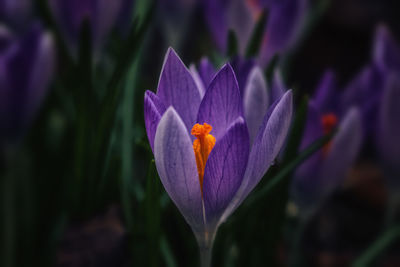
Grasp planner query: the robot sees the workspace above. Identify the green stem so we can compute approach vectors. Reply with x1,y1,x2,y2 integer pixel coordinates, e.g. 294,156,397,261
200,245,212,267
197,230,216,267
352,225,400,267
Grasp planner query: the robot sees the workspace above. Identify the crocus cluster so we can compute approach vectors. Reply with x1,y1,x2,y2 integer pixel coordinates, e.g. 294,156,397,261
0,23,55,154
343,24,400,187
144,48,293,247
203,0,308,65
49,0,134,56
292,71,363,215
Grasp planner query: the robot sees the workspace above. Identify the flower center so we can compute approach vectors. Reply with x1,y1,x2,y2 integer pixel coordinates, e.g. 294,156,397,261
321,113,338,155
191,123,216,193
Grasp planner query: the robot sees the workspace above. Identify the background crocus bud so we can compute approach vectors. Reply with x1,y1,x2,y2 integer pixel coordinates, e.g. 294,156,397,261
49,0,134,57
0,23,55,153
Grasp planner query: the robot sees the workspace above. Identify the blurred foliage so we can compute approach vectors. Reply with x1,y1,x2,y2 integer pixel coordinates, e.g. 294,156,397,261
1,0,400,266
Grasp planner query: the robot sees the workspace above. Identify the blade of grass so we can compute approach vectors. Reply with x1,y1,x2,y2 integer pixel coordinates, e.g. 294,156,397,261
352,225,400,267
227,30,238,58
160,235,178,267
145,160,161,267
120,50,141,231
94,1,155,181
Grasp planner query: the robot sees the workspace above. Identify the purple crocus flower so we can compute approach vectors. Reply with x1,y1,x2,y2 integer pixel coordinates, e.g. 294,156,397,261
292,71,363,215
144,48,293,251
0,23,55,153
49,0,134,56
203,0,308,65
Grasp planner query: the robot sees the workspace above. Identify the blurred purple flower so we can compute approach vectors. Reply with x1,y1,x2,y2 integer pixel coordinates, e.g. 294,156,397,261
203,0,308,65
0,0,31,27
342,24,400,138
144,48,292,246
49,0,134,56
0,23,55,151
292,71,363,214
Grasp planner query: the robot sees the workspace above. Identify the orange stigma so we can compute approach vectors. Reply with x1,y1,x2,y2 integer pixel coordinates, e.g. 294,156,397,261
191,123,216,193
321,113,338,155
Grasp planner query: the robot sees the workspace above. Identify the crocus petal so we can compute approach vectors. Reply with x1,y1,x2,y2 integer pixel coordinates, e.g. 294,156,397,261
26,31,55,122
231,57,255,95
0,24,44,138
0,24,13,49
290,103,324,210
203,0,228,51
157,48,202,131
373,24,400,72
378,74,400,174
243,67,269,144
154,107,204,233
144,90,166,151
313,70,338,113
197,64,243,140
198,57,216,89
294,103,323,183
242,90,293,197
341,65,383,137
226,0,255,54
320,108,362,196
203,117,249,228
189,64,206,98
221,90,293,221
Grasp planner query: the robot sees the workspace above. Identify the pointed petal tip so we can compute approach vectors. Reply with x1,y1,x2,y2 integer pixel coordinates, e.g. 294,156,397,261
144,90,154,99
282,89,293,104
162,106,179,119
219,63,235,75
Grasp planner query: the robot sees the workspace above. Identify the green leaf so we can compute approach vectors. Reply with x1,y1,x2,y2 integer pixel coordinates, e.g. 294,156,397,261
227,30,238,58
265,54,279,83
352,225,400,267
73,19,94,215
160,235,178,267
145,160,161,267
245,9,268,58
134,0,157,28
93,2,155,187
282,95,308,163
119,55,141,232
77,19,93,95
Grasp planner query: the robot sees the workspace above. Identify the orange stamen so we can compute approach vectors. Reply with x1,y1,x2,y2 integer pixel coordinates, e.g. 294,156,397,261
321,113,338,155
191,123,216,193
